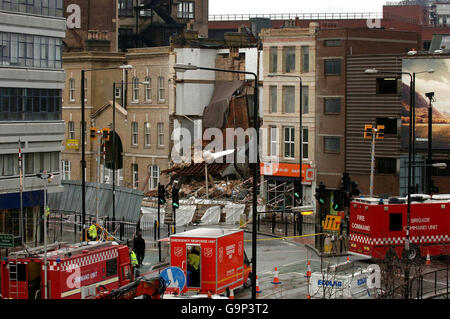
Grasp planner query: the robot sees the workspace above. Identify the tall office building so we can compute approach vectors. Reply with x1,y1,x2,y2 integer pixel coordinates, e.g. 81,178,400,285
0,0,66,243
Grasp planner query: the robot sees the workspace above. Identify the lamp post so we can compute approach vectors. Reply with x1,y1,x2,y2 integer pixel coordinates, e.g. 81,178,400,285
174,63,259,299
364,67,433,298
81,65,132,241
425,92,435,195
37,171,53,299
267,73,303,207
111,78,148,231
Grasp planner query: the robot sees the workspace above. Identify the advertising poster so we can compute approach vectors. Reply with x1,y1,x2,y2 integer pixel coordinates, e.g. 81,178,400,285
402,58,450,150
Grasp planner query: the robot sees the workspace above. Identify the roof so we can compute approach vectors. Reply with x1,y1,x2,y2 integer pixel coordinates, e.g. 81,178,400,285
163,162,230,177
48,180,144,222
170,227,243,239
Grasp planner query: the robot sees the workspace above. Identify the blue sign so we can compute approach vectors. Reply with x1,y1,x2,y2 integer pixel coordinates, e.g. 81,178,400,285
160,267,186,291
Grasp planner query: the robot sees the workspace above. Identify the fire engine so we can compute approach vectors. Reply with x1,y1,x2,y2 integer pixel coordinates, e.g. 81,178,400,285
1,241,134,299
349,194,450,260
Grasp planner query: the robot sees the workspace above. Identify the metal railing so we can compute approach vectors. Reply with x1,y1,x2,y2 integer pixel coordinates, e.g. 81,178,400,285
410,267,449,299
209,12,383,21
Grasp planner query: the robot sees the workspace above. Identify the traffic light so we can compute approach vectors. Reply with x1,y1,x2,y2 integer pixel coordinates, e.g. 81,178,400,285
376,125,385,139
333,190,343,211
341,172,350,192
158,184,166,205
172,187,180,209
351,181,360,196
315,183,326,206
90,127,97,140
293,180,302,199
364,125,373,139
102,128,110,142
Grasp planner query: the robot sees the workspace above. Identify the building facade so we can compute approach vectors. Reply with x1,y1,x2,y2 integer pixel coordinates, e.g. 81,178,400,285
260,23,318,208
0,0,66,242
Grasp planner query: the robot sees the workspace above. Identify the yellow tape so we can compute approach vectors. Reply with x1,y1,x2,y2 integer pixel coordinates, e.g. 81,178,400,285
244,233,326,242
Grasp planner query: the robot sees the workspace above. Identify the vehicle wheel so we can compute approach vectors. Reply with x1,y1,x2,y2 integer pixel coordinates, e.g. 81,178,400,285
243,273,252,289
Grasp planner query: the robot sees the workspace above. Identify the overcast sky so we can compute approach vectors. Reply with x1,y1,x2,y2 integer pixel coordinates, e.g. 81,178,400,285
209,0,389,15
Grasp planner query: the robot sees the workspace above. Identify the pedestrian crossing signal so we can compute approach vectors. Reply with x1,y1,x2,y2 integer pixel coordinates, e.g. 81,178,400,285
172,187,179,208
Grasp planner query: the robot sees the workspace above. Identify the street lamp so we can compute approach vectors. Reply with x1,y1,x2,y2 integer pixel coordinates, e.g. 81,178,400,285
267,73,303,207
425,92,435,195
364,67,433,298
80,64,132,241
37,171,53,299
174,63,260,299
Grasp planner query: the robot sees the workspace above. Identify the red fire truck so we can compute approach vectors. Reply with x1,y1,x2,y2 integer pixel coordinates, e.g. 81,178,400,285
1,241,134,299
169,228,252,295
349,195,450,260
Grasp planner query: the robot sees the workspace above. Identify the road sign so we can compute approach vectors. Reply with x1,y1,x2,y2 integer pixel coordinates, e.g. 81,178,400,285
323,215,342,231
0,234,14,248
160,266,186,293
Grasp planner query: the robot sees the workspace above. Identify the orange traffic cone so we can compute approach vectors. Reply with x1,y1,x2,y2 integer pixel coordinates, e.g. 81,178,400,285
306,260,312,278
346,256,350,263
229,289,235,299
271,267,281,285
256,275,261,295
426,250,431,265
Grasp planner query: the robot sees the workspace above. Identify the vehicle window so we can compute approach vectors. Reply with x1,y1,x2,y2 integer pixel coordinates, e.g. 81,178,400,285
122,265,131,281
106,258,117,277
389,213,402,231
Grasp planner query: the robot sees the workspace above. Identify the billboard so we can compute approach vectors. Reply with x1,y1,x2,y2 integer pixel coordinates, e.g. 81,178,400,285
402,58,450,150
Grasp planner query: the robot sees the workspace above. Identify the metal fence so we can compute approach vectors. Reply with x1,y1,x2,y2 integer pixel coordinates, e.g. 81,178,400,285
410,267,449,299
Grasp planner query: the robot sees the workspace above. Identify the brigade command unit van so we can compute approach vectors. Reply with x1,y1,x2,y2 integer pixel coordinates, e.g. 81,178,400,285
349,195,450,260
169,228,252,296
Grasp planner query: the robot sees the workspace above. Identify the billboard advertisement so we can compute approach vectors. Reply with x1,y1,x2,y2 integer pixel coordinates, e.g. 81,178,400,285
402,58,450,150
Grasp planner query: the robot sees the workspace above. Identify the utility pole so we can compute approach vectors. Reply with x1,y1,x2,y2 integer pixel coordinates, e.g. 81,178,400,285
364,124,384,197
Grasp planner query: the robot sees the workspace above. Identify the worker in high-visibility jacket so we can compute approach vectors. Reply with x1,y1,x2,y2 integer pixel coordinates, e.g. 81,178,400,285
129,247,139,277
187,247,200,287
88,224,97,241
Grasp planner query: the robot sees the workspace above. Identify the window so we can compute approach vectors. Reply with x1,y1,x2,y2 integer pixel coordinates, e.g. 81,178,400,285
324,39,342,47
1,0,63,17
283,86,295,113
177,1,194,19
376,118,397,135
132,163,138,189
270,126,278,157
157,122,164,146
301,46,309,73
149,165,160,190
324,136,340,153
284,46,296,73
119,0,133,16
144,122,151,146
324,98,341,114
376,158,397,174
0,32,62,69
284,127,295,158
131,121,138,146
269,47,278,73
302,127,309,160
61,160,71,180
132,77,139,102
68,121,75,139
302,86,309,114
269,86,277,113
158,76,165,102
106,258,117,277
145,76,152,102
25,153,34,175
69,78,75,102
324,59,341,75
0,88,61,121
376,78,398,94
389,213,402,232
